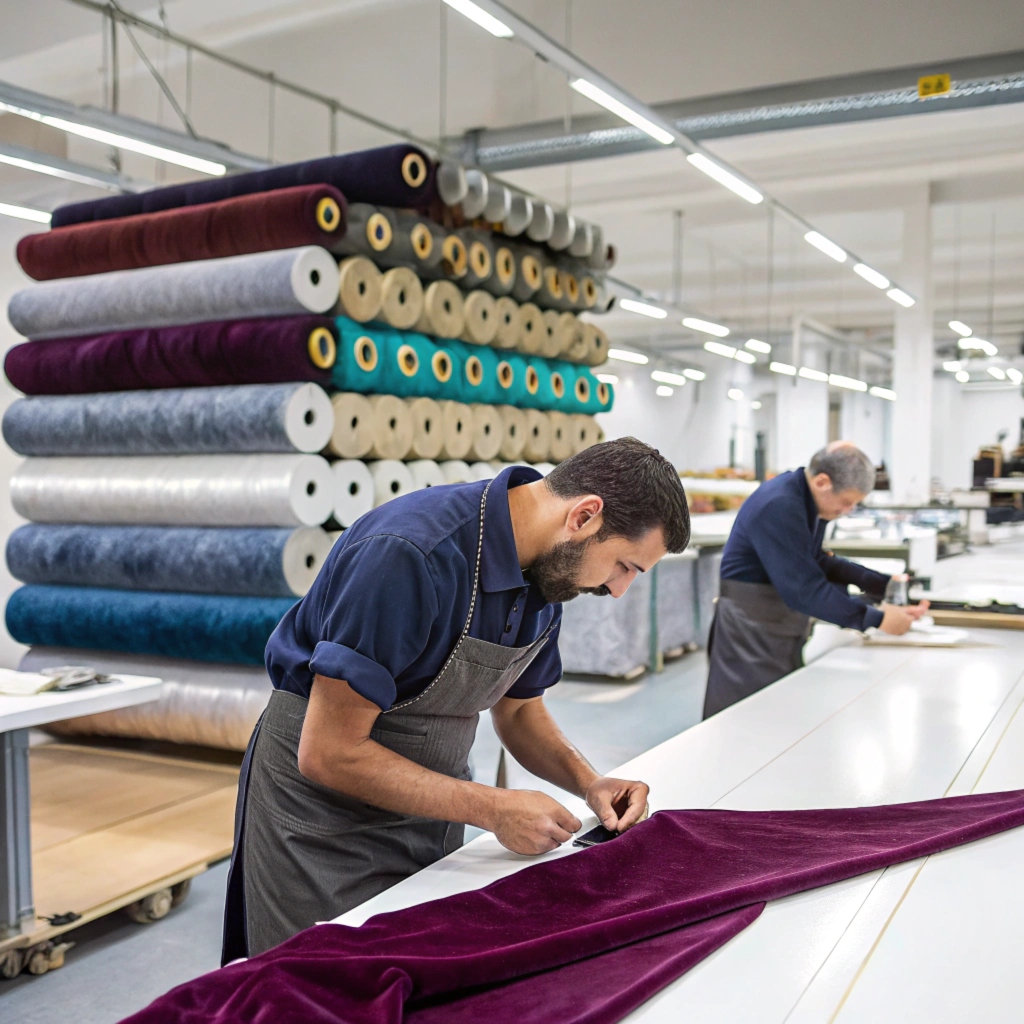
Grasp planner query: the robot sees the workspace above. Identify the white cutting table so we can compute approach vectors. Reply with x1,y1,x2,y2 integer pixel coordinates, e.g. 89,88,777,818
335,630,1024,1022
0,675,164,939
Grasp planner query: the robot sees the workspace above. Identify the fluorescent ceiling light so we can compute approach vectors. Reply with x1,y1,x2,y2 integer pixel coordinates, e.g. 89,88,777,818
442,0,514,37
955,369,970,383
727,388,744,401
619,297,667,319
1008,368,1023,385
655,385,674,397
703,341,737,359
571,78,674,145
684,316,729,337
682,368,706,381
651,370,687,386
869,386,896,401
942,361,962,372
0,201,50,223
799,367,829,382
686,152,763,204
949,320,972,337
853,263,890,289
770,361,797,376
988,366,1007,380
734,350,756,364
751,400,762,410
959,338,998,357
887,287,915,307
0,142,137,191
596,373,619,384
745,338,771,354
804,231,847,263
829,374,867,391
608,348,649,365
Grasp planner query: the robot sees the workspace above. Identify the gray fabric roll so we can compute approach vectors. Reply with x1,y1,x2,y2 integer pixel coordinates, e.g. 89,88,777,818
8,246,339,340
6,524,331,597
2,383,333,456
656,554,699,650
20,646,270,751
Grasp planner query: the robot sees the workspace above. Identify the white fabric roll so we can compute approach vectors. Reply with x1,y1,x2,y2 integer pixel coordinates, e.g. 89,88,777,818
282,527,335,594
460,291,498,346
497,405,528,461
331,459,375,527
548,411,574,463
526,203,555,243
483,182,511,223
504,194,533,236
337,256,383,323
11,454,334,527
461,170,489,220
439,460,473,484
522,410,552,462
492,297,523,350
279,384,334,452
570,414,601,455
568,221,595,258
406,397,445,460
370,460,415,506
367,394,414,460
548,211,576,251
408,459,446,490
328,392,375,459
467,404,503,461
469,461,496,481
439,401,473,460
516,303,545,355
532,462,556,476
436,161,469,206
540,309,570,359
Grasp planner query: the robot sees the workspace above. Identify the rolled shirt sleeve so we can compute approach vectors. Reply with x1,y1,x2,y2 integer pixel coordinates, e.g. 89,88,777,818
818,551,891,598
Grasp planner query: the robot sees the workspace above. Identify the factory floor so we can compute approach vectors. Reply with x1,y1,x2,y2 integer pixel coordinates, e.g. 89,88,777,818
0,650,710,1024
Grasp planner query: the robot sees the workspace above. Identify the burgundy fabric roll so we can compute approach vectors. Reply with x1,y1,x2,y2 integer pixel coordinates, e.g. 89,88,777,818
51,144,434,228
18,185,347,281
4,317,336,395
121,788,1024,1024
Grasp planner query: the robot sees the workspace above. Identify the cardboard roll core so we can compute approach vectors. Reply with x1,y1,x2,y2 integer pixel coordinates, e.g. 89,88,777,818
494,247,516,286
469,241,492,280
575,375,591,404
561,271,580,304
397,344,419,378
355,336,378,372
338,256,383,322
307,327,337,369
366,212,393,252
402,152,428,188
465,355,484,386
521,255,542,290
431,350,453,384
543,266,563,300
551,372,566,399
497,360,514,391
316,196,342,233
525,366,539,396
597,382,610,406
442,236,468,278
411,223,434,260
580,276,598,307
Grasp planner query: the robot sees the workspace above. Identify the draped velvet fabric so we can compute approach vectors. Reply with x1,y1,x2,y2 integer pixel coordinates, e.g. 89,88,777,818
51,144,434,228
18,185,347,281
122,789,1024,1024
3,316,336,395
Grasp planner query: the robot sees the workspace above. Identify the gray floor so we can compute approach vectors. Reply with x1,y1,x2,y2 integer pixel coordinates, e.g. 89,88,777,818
0,651,709,1024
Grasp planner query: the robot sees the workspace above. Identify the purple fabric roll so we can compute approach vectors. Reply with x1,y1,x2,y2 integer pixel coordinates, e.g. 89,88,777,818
4,317,336,395
51,145,435,228
120,788,1024,1024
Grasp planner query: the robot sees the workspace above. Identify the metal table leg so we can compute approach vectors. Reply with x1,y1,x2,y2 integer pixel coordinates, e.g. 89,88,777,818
0,729,33,939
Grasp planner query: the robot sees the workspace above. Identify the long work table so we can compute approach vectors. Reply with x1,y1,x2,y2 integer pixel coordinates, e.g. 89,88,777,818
335,628,1024,1022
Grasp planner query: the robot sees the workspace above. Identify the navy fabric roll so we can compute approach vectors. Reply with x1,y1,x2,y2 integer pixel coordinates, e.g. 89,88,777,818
5,585,295,665
6,524,327,597
50,144,434,228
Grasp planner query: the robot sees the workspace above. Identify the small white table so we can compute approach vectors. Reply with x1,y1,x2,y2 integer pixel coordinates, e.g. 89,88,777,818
0,675,164,939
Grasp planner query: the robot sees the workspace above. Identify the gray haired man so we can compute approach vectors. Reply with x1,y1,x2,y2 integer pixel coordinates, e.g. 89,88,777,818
703,441,929,718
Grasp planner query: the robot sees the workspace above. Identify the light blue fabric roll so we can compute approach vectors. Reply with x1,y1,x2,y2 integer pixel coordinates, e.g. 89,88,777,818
333,317,387,393
6,524,331,597
2,383,333,456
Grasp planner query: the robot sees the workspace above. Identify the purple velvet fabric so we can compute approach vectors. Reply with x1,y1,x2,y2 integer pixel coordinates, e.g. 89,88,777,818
4,316,336,395
121,789,1024,1024
50,145,434,228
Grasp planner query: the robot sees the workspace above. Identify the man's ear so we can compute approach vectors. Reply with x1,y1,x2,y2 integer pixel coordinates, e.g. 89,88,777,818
566,495,604,538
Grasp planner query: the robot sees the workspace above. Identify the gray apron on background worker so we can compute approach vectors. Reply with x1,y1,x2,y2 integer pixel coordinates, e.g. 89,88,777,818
226,482,553,958
701,579,812,719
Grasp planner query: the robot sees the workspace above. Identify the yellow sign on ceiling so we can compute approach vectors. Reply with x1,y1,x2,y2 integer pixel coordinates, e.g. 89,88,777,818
918,73,952,98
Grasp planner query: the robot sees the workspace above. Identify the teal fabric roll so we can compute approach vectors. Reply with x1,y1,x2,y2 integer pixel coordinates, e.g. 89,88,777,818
597,378,615,413
502,354,530,407
553,361,581,413
333,317,386,394
527,358,555,411
451,342,498,404
5,585,295,665
380,329,438,398
580,369,604,414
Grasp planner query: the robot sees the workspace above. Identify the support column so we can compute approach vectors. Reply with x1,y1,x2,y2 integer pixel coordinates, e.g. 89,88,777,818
890,185,934,503
0,729,33,938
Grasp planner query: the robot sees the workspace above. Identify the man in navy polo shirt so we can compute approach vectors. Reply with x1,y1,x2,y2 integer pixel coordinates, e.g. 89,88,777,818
224,437,691,959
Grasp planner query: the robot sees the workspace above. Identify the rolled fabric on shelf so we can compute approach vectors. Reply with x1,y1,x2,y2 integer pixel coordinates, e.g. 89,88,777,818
595,377,615,414
5,586,296,665
10,454,335,527
366,394,414,460
386,213,446,275
547,363,569,411
460,170,488,220
469,461,497,482
438,400,473,460
548,210,576,251
516,303,545,355
331,459,375,527
337,256,384,323
415,280,464,340
381,329,444,399
377,267,424,331
493,354,517,407
502,353,530,406
538,263,565,310
555,362,587,414
332,203,395,260
565,320,591,363
503,194,533,237
450,341,497,405
406,396,445,460
568,221,595,259
328,391,374,459
369,460,415,506
9,247,339,340
466,404,503,462
435,162,468,206
522,409,552,462
559,268,582,311
526,203,555,243
407,459,446,490
554,312,581,356
579,322,610,366
526,357,555,411
587,225,606,268
3,383,334,457
457,229,494,291
510,248,542,303
548,411,574,463
439,459,472,484
438,233,467,281
3,315,337,396
539,310,574,358
482,243,516,298
571,413,604,454
50,143,434,227
492,297,523,351
6,523,331,597
497,405,528,461
17,184,347,282
532,461,556,475
460,291,499,346
333,317,386,394
579,275,601,311
483,183,511,224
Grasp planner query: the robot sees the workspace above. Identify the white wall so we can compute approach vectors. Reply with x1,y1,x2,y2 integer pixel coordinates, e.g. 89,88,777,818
840,389,890,468
772,375,830,472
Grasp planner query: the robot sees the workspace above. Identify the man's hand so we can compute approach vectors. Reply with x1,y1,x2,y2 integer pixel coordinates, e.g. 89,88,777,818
487,790,582,855
879,600,930,635
586,776,650,832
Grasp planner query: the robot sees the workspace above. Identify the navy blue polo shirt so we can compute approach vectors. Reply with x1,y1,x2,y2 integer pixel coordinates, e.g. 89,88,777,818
720,468,888,630
265,466,561,710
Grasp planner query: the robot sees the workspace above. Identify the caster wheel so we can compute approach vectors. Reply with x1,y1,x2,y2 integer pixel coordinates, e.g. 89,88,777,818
126,887,173,924
0,948,24,980
26,943,52,976
170,879,192,908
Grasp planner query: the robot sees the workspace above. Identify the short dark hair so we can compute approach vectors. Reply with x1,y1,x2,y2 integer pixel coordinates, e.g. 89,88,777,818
545,437,690,552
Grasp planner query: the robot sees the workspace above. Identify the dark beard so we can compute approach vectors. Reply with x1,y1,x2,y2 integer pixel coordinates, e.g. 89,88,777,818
527,538,611,604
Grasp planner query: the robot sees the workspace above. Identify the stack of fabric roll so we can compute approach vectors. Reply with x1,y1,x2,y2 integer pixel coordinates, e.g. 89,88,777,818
2,143,616,750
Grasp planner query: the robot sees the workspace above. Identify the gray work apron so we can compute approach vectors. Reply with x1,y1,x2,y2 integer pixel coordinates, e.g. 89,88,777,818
233,481,553,958
701,579,812,719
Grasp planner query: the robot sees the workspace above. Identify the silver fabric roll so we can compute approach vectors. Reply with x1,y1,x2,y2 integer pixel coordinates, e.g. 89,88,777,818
548,211,576,251
568,221,595,258
11,454,334,527
8,246,339,340
3,383,334,457
504,194,534,237
436,162,469,206
21,647,271,751
526,203,555,243
369,459,415,506
483,182,511,223
408,459,446,490
461,170,489,220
